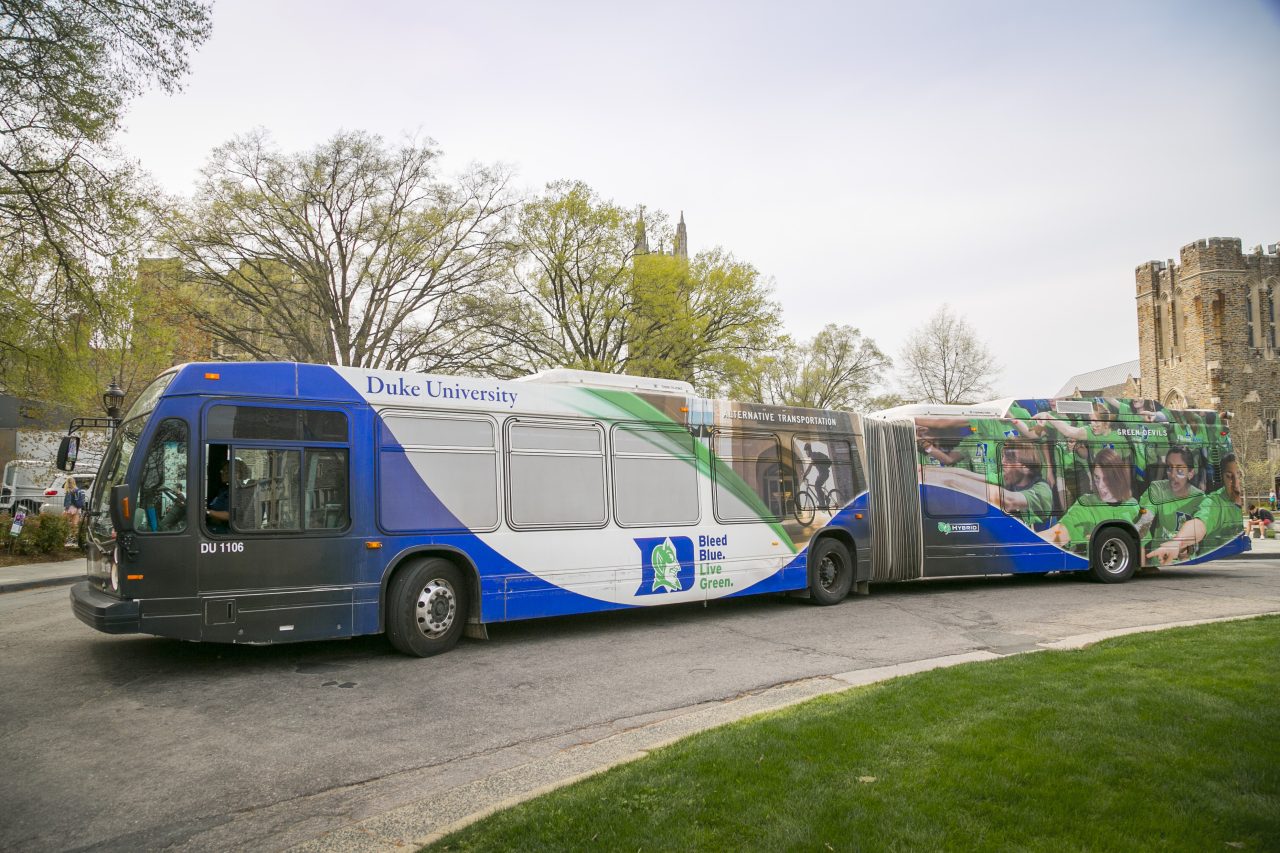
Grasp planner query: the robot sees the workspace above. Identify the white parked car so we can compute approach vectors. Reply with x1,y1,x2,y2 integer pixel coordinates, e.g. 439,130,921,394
39,474,96,517
1,459,60,518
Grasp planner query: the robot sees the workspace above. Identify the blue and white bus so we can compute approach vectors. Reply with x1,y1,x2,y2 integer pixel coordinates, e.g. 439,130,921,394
66,363,868,656
64,363,1249,657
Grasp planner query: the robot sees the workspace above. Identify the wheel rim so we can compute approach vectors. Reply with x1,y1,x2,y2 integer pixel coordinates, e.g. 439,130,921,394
1099,538,1131,575
818,551,843,592
796,492,816,524
414,578,457,639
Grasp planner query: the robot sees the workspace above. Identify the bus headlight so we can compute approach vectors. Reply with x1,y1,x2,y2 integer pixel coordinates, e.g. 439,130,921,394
110,562,119,591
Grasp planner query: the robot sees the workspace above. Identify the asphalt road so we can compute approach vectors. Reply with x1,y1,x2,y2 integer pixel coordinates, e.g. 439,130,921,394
3,558,1279,852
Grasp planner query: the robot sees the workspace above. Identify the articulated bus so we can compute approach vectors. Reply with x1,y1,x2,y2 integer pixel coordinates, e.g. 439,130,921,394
64,363,1249,656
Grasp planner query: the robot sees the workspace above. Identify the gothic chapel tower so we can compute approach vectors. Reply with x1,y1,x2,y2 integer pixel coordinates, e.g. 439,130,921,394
1135,237,1280,444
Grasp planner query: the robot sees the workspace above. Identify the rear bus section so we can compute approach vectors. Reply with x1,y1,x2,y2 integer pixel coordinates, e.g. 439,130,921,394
871,397,1250,582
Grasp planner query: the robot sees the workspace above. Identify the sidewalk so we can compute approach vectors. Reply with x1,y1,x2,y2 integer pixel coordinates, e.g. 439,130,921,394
1238,531,1280,558
0,557,85,593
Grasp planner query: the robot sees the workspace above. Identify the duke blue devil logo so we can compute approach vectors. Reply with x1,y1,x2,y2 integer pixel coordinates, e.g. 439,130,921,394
634,536,696,596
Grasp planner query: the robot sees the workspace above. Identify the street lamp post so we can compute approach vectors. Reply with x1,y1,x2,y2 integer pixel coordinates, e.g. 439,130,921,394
102,380,125,426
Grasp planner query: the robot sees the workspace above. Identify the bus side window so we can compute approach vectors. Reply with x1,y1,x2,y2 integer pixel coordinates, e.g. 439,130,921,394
612,424,699,526
136,419,189,534
507,421,607,528
232,448,301,532
711,431,784,522
305,449,348,530
1000,440,1055,527
379,414,499,533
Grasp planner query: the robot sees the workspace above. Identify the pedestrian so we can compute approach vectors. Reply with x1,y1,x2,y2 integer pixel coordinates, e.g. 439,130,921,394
1248,504,1274,538
63,476,84,541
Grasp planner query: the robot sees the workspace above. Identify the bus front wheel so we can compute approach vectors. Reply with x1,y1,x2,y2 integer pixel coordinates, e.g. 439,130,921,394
387,558,468,657
1089,529,1137,584
808,538,853,605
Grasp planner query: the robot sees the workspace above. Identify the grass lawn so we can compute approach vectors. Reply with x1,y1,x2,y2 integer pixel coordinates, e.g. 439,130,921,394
430,616,1280,852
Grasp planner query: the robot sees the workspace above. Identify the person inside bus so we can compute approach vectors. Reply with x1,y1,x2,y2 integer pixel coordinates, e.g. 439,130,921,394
1136,445,1204,555
207,459,251,533
1039,448,1140,549
1147,453,1244,564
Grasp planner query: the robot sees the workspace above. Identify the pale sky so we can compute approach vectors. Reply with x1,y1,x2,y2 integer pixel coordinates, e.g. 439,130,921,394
118,0,1280,399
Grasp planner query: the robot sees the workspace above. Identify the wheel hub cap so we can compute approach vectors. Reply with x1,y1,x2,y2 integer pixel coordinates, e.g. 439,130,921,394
415,579,457,639
1102,541,1129,574
819,555,839,590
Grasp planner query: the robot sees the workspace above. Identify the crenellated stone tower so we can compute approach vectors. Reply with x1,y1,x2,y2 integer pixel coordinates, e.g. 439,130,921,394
1135,237,1280,465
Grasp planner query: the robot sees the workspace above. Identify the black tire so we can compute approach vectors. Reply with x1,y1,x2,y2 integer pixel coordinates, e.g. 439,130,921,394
808,537,854,605
1089,528,1137,584
386,558,469,657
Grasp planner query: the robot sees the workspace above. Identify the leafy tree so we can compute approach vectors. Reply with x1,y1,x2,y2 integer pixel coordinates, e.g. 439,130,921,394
491,180,639,374
165,130,518,371
1,0,210,276
628,249,780,394
899,304,999,404
489,180,781,393
865,391,909,411
731,324,890,410
0,0,211,397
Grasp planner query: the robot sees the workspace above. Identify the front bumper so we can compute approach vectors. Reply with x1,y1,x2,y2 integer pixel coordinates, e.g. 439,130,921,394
70,581,140,634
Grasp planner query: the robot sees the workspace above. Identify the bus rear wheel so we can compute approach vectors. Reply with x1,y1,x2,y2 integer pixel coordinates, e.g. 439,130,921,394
387,558,468,657
1089,529,1136,584
808,537,853,605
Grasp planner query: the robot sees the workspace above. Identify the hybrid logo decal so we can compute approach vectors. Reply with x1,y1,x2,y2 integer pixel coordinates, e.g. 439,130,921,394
634,536,696,595
937,521,980,535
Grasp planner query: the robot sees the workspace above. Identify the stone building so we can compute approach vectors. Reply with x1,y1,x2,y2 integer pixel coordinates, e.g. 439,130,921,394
1134,236,1280,474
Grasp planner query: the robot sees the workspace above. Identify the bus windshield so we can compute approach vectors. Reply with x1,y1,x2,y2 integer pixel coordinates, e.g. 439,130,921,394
88,417,146,540
88,372,179,539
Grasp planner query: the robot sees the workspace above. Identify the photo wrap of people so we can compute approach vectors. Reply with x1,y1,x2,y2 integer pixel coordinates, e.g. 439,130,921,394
915,399,1245,566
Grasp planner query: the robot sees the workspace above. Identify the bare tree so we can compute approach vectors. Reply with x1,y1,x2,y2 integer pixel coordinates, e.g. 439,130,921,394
734,324,890,410
899,304,999,404
166,130,518,371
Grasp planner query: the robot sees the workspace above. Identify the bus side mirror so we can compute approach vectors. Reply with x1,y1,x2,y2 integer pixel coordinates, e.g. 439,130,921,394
57,436,79,472
109,483,134,533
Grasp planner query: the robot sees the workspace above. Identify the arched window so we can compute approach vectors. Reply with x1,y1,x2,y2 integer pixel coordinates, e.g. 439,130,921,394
1246,286,1256,348
1153,304,1164,358
1267,278,1277,350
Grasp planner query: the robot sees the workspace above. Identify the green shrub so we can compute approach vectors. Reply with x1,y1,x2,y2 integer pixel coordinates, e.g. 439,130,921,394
11,513,72,556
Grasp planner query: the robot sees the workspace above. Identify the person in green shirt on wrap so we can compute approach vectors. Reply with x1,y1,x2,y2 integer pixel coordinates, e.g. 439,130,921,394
1147,453,1245,564
1141,440,1208,560
1033,403,1137,471
1040,448,1141,549
919,443,1053,527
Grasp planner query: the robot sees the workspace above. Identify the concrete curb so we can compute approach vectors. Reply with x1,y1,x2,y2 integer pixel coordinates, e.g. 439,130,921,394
0,574,81,594
288,608,1280,853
